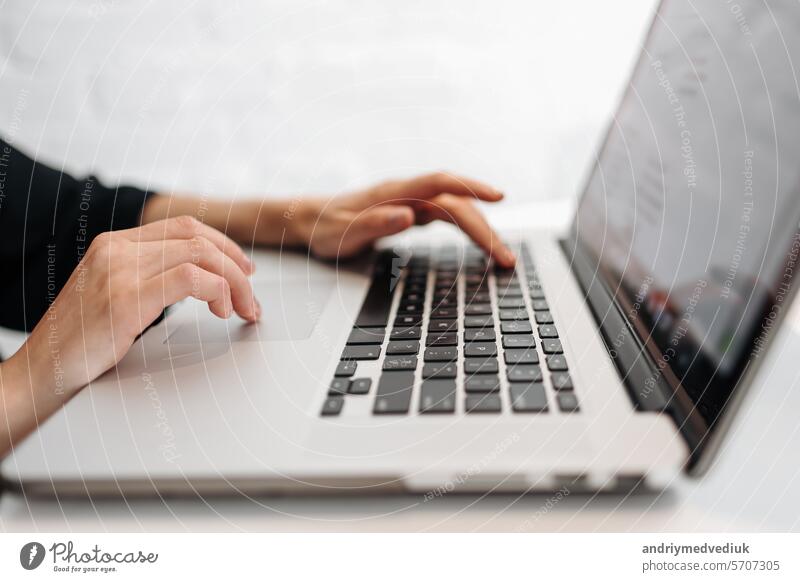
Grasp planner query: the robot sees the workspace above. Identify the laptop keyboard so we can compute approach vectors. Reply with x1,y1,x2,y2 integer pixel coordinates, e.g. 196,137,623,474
320,242,579,417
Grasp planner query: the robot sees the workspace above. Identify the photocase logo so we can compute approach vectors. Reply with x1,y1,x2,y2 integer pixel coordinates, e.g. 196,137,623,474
19,542,46,570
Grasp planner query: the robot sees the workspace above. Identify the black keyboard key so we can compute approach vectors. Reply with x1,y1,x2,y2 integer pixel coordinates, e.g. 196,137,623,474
329,378,350,395
535,311,554,324
465,393,502,413
464,315,494,328
507,365,543,383
335,360,357,377
394,315,422,327
347,327,385,345
342,345,381,360
465,273,488,284
374,371,415,414
465,375,501,393
398,303,423,315
464,358,498,374
509,384,548,413
531,299,549,311
355,251,398,327
433,289,457,301
424,347,458,362
546,354,569,371
465,292,491,304
426,333,458,346
551,372,574,391
431,297,457,309
383,355,418,370
557,392,580,412
321,396,344,416
464,304,492,316
541,339,563,354
402,292,425,303
465,281,489,291
500,321,532,334
391,327,422,340
430,307,458,320
498,297,526,309
422,362,457,379
499,309,528,321
429,320,457,333
497,287,523,299
419,379,456,413
502,335,536,349
504,348,539,364
464,328,496,342
538,324,559,338
386,341,420,355
464,342,498,358
529,288,546,300
496,283,520,295
497,273,519,283
349,378,372,394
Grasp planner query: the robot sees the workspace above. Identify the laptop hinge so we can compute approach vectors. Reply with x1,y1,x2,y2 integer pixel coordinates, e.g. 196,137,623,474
560,235,707,458
561,237,669,410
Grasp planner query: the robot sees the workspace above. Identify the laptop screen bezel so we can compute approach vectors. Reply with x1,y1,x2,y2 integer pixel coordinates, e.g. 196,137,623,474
562,0,800,472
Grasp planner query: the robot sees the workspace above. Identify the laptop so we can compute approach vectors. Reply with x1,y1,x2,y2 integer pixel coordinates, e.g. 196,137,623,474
4,0,800,497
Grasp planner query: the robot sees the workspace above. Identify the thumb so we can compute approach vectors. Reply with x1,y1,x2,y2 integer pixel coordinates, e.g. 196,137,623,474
339,205,415,256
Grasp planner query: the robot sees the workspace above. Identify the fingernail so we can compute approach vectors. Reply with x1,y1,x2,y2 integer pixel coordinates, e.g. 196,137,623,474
390,213,408,227
254,298,262,320
245,255,255,274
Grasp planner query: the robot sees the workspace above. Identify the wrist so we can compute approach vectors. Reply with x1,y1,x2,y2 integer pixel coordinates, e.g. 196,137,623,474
249,197,318,249
0,338,72,456
283,197,318,248
10,327,75,403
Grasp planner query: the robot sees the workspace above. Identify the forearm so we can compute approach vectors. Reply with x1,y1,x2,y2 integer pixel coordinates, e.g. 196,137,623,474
0,344,68,458
140,194,310,248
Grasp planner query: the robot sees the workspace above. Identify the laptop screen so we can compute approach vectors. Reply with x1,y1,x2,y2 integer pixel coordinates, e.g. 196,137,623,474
573,1,800,429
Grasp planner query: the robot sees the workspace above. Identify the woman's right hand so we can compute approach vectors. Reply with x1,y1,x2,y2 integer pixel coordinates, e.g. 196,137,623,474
0,216,259,455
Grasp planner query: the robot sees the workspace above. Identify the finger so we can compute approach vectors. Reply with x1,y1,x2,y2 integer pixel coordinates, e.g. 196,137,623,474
419,194,516,268
118,216,254,276
337,205,415,256
371,172,504,204
135,237,259,321
142,264,234,320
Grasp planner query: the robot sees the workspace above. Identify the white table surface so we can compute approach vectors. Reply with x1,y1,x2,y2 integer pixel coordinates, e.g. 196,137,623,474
4,1,800,533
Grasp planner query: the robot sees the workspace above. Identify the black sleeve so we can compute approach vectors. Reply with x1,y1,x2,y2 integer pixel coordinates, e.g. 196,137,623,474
0,137,155,331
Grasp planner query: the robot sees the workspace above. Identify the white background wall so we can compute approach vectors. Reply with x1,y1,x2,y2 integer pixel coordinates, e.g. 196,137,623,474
0,0,656,203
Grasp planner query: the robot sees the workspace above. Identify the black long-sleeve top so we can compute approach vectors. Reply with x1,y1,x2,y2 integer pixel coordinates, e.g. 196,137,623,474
0,137,153,331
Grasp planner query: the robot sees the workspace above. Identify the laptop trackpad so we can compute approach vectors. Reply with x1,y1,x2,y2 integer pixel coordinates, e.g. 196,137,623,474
166,280,331,343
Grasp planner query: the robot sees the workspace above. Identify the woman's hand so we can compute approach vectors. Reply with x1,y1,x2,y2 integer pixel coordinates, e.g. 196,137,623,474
0,216,259,456
282,173,516,267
